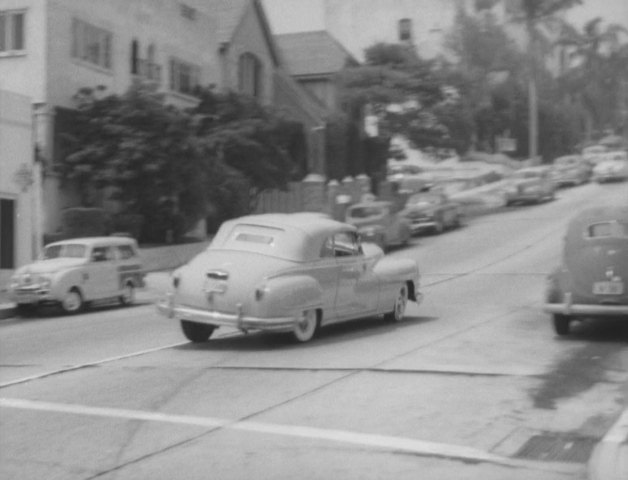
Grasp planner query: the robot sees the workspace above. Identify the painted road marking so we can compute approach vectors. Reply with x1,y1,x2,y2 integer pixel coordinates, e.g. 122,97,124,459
0,397,579,473
0,342,187,388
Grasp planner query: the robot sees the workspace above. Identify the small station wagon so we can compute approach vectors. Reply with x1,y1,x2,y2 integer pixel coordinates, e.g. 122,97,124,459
9,237,145,314
157,213,422,343
544,206,628,334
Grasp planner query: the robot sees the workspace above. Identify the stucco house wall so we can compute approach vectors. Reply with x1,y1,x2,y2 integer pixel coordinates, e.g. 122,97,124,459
0,90,35,268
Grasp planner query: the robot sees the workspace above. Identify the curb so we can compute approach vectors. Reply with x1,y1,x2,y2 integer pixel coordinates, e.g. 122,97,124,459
0,304,16,320
588,409,628,480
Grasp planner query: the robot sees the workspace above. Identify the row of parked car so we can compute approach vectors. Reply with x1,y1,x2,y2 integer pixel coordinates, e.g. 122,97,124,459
6,145,627,343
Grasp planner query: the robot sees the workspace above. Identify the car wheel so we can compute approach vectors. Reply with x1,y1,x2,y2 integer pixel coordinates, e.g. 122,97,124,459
553,314,571,335
377,234,387,251
385,284,408,322
119,282,136,306
293,309,319,343
434,218,444,234
61,288,84,314
180,320,215,343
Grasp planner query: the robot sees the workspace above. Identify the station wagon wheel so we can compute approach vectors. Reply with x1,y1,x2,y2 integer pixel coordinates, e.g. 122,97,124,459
61,288,84,314
119,282,136,306
180,320,215,343
293,309,319,343
553,314,571,336
385,284,408,322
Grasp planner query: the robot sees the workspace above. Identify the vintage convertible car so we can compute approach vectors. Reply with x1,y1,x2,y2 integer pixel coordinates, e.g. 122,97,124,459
157,213,423,343
345,200,411,250
544,205,628,335
551,154,591,187
399,191,462,234
8,236,144,314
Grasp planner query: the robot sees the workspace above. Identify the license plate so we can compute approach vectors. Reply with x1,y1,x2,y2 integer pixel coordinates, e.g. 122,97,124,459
593,281,624,295
203,279,227,294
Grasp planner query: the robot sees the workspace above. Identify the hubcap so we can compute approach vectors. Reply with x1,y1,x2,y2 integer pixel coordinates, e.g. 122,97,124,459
123,285,135,303
394,287,408,320
63,291,81,312
295,310,316,341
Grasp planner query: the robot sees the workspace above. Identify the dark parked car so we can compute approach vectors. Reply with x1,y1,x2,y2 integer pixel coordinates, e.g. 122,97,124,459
505,166,556,204
345,201,411,250
551,155,591,187
544,205,628,335
399,191,462,234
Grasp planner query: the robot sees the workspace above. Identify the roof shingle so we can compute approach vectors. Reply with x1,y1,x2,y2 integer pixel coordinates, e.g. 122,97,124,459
275,30,358,77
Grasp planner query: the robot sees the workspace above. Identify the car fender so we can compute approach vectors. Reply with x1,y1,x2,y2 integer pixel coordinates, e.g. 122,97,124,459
261,274,324,315
49,268,86,299
373,258,420,301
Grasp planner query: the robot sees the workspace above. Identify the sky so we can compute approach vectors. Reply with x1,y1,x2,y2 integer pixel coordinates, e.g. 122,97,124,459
261,0,628,35
261,0,324,34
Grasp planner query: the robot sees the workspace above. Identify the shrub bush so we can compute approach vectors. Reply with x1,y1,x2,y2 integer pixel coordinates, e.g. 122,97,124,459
61,207,109,238
110,213,144,240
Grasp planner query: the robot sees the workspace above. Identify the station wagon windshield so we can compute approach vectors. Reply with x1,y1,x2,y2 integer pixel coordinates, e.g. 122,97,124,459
43,244,87,259
349,206,385,218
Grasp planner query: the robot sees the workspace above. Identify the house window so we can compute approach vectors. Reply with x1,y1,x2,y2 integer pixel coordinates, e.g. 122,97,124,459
71,18,112,70
398,18,412,42
169,57,200,95
0,10,26,54
131,39,139,74
238,53,262,98
180,3,197,20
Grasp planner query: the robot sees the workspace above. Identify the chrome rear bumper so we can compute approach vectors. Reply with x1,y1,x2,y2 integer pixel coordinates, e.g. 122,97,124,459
544,295,628,317
156,294,298,331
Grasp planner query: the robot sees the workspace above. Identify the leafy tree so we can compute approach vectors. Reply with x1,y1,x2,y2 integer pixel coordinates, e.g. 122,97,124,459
58,82,305,241
336,42,472,158
58,83,207,241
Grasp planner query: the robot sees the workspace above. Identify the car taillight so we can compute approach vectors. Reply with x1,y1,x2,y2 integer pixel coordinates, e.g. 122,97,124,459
255,285,268,301
173,276,180,288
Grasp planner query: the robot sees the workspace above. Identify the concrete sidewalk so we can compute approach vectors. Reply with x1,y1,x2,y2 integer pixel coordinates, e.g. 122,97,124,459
588,408,628,480
0,239,211,320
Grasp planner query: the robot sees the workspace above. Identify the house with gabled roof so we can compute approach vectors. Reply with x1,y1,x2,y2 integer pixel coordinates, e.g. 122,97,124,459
0,0,331,238
193,0,331,174
275,30,359,111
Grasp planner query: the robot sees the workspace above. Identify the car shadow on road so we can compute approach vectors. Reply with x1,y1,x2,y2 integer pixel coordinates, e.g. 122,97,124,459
13,300,150,321
177,314,438,352
555,318,628,343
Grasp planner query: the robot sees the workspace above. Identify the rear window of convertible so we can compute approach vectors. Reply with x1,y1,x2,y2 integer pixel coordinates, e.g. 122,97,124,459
586,222,628,238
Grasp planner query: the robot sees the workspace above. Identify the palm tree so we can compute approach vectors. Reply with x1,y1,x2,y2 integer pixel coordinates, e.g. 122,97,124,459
556,17,628,139
515,0,582,159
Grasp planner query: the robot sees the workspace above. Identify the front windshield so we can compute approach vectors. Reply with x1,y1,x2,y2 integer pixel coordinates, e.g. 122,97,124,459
43,244,87,260
408,194,440,206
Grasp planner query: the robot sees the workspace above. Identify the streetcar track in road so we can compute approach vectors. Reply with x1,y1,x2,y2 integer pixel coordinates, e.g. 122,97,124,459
419,226,563,288
0,397,581,474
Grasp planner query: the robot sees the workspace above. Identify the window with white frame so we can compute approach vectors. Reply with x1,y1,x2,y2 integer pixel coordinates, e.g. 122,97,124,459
0,10,26,54
169,57,200,95
238,53,262,98
71,18,112,70
398,18,412,42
